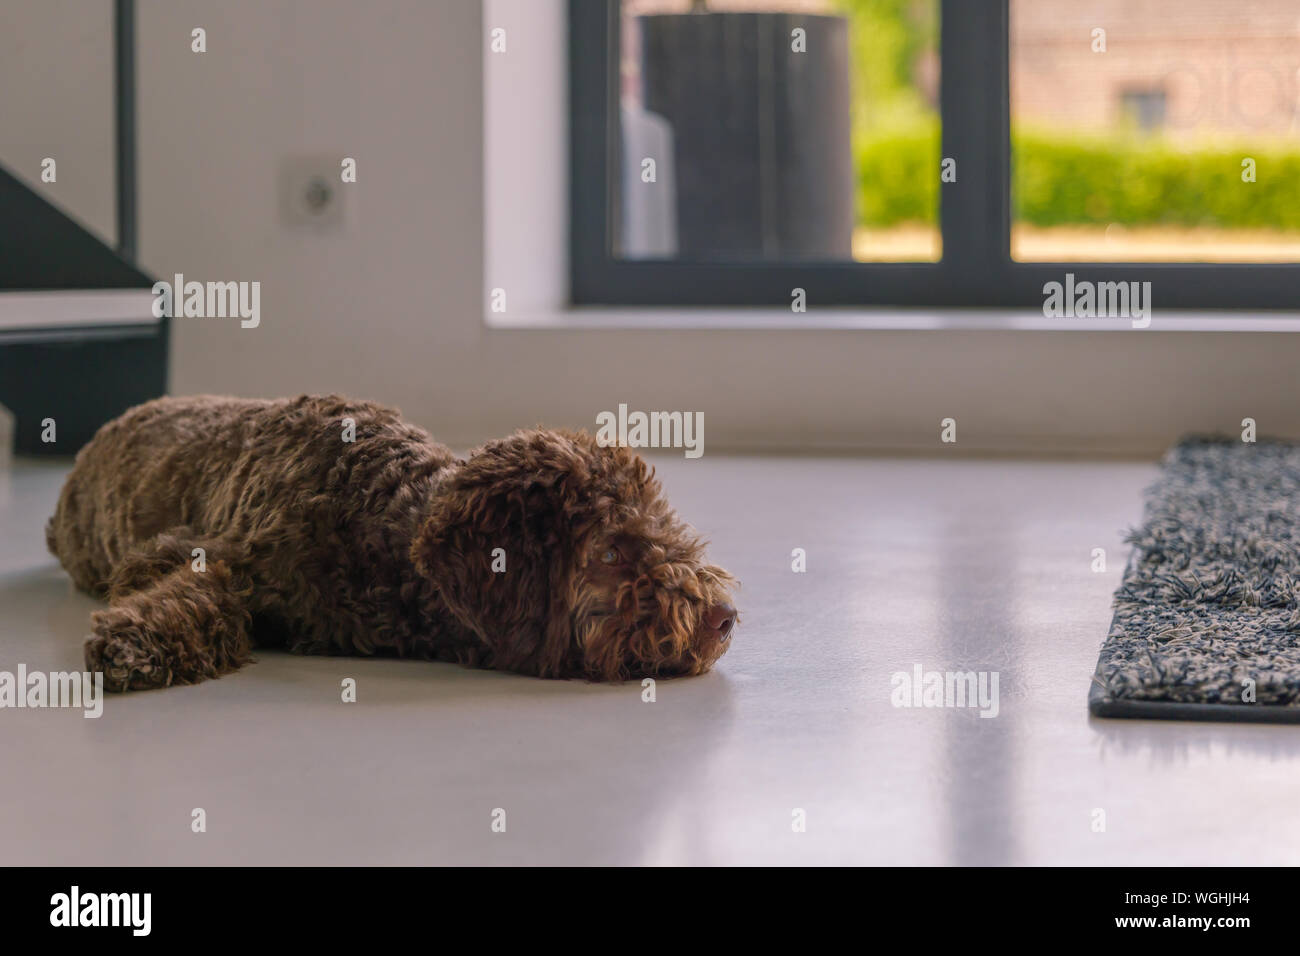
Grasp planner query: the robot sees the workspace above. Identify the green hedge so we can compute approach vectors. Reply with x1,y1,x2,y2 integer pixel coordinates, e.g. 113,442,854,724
854,124,1300,230
854,123,941,225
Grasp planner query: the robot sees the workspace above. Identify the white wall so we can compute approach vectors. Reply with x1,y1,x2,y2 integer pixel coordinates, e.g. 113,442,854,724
0,0,116,247
124,0,1300,456
138,0,484,444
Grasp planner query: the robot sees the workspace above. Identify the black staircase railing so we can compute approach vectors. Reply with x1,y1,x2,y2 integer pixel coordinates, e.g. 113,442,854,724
0,0,167,455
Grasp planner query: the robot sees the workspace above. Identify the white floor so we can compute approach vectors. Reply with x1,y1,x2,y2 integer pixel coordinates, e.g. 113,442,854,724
3,453,1299,866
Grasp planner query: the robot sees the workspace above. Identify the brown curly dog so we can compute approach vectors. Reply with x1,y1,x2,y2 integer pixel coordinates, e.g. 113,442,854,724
45,395,738,692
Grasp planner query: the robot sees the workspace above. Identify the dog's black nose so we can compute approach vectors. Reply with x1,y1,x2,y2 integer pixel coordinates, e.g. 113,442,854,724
704,603,737,640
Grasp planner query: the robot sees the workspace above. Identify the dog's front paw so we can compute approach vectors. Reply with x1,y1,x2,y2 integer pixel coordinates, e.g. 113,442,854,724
84,611,172,692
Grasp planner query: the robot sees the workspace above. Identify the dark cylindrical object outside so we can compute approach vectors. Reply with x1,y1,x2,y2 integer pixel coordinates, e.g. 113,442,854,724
637,12,854,260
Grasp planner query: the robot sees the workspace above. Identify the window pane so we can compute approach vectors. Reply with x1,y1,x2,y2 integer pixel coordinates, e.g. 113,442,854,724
617,0,940,262
1011,1,1300,262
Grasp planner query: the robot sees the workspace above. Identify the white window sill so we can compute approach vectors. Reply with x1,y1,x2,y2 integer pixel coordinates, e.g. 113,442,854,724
485,306,1300,333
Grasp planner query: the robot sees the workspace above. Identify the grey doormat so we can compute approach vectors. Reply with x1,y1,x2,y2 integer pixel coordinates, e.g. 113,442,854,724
1089,437,1300,723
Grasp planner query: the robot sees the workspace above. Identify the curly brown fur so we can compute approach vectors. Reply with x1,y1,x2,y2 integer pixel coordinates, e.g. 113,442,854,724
46,395,738,692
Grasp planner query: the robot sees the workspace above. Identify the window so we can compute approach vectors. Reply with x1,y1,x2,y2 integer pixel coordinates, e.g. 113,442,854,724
1119,89,1167,134
570,0,1300,309
1010,2,1300,265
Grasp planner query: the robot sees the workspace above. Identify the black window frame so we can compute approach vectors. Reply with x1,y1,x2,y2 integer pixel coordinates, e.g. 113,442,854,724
569,0,1300,310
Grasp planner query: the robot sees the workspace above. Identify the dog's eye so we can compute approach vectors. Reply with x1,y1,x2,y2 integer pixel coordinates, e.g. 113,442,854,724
599,547,622,565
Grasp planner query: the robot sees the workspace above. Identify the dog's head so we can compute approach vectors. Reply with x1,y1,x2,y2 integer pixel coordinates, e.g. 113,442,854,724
412,429,737,680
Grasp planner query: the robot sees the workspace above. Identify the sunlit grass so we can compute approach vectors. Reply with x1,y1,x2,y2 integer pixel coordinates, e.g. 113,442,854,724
852,224,1300,263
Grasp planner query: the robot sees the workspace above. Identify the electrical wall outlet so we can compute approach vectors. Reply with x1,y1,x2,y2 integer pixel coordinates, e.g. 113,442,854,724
281,155,345,228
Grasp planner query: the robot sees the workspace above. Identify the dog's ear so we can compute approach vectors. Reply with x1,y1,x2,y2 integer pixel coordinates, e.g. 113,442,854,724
411,430,602,675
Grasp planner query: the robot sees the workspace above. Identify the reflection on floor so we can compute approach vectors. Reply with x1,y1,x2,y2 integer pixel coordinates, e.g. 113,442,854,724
2,453,1297,865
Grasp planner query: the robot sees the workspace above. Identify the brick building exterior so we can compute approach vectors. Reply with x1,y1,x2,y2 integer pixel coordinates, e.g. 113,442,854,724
1012,0,1300,139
